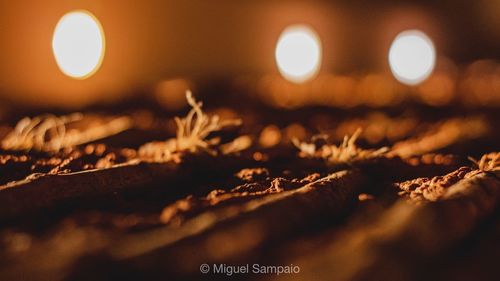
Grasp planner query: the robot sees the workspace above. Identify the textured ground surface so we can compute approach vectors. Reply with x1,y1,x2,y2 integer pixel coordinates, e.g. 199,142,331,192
0,102,498,281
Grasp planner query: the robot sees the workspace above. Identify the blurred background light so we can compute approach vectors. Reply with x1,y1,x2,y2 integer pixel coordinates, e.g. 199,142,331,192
388,30,435,85
154,78,193,111
52,10,105,79
275,25,322,83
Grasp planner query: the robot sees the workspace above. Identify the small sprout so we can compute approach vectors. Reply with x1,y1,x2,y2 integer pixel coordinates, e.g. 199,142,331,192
174,91,241,153
468,152,500,172
293,128,388,165
1,114,132,153
139,91,243,161
1,113,83,152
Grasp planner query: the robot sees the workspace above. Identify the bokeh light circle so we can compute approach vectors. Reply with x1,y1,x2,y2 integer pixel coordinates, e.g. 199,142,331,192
52,10,105,79
275,25,322,83
388,30,436,85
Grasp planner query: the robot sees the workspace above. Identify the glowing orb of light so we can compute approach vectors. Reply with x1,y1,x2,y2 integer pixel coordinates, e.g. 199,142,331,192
275,25,322,83
388,30,436,85
52,10,105,79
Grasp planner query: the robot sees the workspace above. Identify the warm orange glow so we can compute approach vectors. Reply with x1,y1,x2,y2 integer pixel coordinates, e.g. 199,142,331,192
259,125,282,147
52,10,105,79
275,25,322,83
155,79,193,111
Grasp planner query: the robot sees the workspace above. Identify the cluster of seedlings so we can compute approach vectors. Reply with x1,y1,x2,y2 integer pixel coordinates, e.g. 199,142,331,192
0,91,498,281
1,113,84,152
138,91,246,162
1,113,132,153
0,91,249,167
292,128,389,165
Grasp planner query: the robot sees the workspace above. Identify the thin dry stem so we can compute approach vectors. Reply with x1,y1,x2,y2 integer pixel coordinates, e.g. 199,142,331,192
468,152,500,172
139,91,243,162
293,128,388,165
1,114,132,153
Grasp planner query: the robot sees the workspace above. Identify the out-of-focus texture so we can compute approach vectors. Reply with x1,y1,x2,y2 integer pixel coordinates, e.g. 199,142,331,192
1,0,500,107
